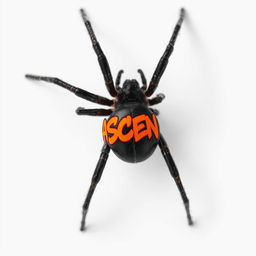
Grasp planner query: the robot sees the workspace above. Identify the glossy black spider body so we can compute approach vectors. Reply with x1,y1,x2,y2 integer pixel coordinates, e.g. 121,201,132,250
26,8,193,231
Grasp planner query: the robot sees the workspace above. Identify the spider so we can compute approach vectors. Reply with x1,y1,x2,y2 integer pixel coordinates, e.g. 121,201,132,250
25,8,193,231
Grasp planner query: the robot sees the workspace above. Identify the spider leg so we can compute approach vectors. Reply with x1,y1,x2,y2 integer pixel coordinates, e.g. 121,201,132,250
115,70,124,90
137,69,147,91
80,144,110,231
25,74,113,106
158,133,193,225
148,93,165,106
145,8,185,97
80,9,117,97
76,107,112,116
149,108,159,116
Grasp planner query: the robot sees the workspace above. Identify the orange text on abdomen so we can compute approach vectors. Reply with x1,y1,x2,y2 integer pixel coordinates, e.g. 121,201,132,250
102,114,159,144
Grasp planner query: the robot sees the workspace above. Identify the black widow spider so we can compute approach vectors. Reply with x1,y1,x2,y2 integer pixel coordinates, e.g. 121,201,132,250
25,8,193,231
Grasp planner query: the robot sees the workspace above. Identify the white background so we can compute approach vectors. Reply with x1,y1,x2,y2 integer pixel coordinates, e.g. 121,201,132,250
1,0,256,255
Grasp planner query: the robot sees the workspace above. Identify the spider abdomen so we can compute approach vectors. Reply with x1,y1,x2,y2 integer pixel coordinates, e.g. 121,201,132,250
102,104,160,163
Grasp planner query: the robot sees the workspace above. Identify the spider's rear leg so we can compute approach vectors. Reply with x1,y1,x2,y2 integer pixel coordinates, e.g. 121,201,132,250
80,144,110,231
158,133,193,225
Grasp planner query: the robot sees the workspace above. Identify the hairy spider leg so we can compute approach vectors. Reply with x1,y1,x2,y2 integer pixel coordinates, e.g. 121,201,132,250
25,75,114,106
80,144,110,231
137,69,147,91
158,134,193,225
145,8,185,97
115,70,124,90
80,9,117,97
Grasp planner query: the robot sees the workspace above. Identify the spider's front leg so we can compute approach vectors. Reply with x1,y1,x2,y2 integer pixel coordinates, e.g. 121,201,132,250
80,9,117,97
145,8,185,97
158,134,193,225
80,144,110,231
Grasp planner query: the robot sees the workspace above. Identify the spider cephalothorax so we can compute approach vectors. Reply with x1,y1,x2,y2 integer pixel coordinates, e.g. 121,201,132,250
25,7,193,231
116,77,147,105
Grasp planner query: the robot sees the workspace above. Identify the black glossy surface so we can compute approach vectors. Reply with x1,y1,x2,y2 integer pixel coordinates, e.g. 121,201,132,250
107,104,160,163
